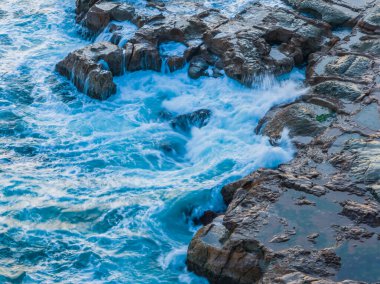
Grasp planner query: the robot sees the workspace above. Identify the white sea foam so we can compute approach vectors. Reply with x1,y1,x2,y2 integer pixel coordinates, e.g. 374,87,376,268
0,0,305,283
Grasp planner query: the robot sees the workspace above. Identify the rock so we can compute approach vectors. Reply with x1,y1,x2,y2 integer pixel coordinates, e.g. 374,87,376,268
312,81,363,101
188,215,342,284
187,3,380,282
334,225,374,242
286,0,359,26
270,234,291,243
188,56,209,79
194,210,218,226
307,233,319,243
83,2,118,34
340,200,380,227
75,0,100,22
56,42,123,100
259,103,334,141
125,42,161,72
204,3,329,85
170,109,211,132
295,196,316,206
360,4,380,32
308,54,374,84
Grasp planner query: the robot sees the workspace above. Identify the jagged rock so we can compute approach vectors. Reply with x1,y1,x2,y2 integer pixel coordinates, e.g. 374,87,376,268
340,200,380,227
188,56,209,79
286,0,359,26
194,210,218,226
170,109,211,132
308,54,374,83
125,42,161,71
83,2,118,34
360,4,380,32
259,103,334,141
312,81,363,101
334,225,374,242
204,4,329,85
307,233,319,243
270,234,291,243
187,3,380,283
80,1,162,35
75,0,100,22
56,42,123,100
188,214,342,284
295,196,316,206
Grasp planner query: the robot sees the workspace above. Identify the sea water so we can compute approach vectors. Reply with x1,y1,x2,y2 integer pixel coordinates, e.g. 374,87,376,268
0,0,306,283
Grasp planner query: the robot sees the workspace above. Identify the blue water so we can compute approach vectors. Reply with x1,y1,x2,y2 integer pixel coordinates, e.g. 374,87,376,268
0,0,306,283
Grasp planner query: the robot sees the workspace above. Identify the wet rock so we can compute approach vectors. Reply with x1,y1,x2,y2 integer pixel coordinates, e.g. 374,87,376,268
188,214,342,284
307,233,319,243
188,4,380,282
56,42,123,100
340,200,380,227
360,4,380,32
187,217,268,284
80,1,160,35
170,109,211,132
308,54,374,84
286,0,359,26
188,56,209,79
312,81,363,101
349,139,380,187
295,196,316,206
125,42,161,72
83,2,117,34
204,4,329,85
75,0,100,22
194,210,218,226
259,103,334,141
333,225,374,242
270,234,291,243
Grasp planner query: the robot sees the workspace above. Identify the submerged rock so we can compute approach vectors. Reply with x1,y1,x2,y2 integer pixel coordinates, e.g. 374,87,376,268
170,109,212,133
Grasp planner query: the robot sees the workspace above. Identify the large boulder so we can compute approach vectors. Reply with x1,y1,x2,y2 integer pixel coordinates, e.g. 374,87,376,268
56,42,123,100
257,102,334,141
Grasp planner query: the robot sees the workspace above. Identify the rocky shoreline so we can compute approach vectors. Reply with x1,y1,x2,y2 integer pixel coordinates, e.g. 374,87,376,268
59,0,379,283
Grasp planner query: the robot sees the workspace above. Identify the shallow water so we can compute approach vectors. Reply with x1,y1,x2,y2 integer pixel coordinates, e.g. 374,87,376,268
0,0,307,283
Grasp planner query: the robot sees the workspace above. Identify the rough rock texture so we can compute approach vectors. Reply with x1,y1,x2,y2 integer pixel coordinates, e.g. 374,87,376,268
187,1,380,283
56,42,123,100
170,109,212,133
60,1,380,282
59,0,334,98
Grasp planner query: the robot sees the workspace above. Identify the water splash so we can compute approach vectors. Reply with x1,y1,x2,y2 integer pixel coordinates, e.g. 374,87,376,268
0,0,306,283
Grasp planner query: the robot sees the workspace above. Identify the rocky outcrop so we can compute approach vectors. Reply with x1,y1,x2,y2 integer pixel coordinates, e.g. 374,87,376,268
187,0,380,283
59,1,379,282
59,0,334,99
56,42,123,100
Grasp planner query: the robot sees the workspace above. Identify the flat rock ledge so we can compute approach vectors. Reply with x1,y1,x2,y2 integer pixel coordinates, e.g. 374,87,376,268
187,0,380,283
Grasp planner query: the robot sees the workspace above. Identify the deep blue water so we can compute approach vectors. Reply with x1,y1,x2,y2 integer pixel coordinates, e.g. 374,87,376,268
0,0,306,283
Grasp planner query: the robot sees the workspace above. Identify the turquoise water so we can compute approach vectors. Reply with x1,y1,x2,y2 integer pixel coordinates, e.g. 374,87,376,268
0,0,306,283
